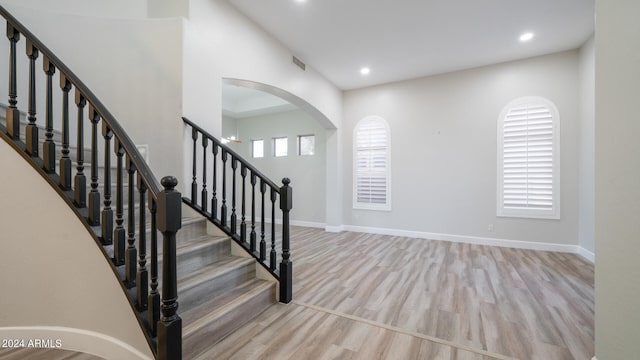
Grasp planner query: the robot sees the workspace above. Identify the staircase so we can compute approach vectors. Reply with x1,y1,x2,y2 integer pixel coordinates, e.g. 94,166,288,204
0,5,292,360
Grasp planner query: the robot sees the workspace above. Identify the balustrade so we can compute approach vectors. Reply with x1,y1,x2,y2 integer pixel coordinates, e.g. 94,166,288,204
0,8,183,357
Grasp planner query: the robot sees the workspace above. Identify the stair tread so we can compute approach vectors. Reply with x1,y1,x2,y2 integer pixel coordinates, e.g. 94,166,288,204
177,256,253,292
175,234,228,250
182,278,275,334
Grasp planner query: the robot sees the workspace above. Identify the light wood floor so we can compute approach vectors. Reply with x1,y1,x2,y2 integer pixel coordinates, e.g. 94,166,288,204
207,226,594,360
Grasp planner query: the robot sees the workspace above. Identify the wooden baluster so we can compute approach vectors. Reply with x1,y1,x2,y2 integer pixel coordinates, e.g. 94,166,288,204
74,91,87,208
270,188,277,271
231,157,238,234
5,24,20,140
25,39,39,157
191,128,198,205
125,157,137,288
87,106,101,226
221,149,227,227
240,164,247,243
157,177,182,360
259,179,266,261
148,199,160,336
42,56,56,173
279,178,293,303
59,74,72,189
101,123,113,245
113,140,126,265
211,143,218,220
201,136,208,213
137,175,148,310
250,172,257,253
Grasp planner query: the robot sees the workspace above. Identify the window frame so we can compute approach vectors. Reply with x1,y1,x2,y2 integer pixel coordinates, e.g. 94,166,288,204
251,139,264,158
273,136,288,157
353,116,391,211
297,134,315,156
497,96,560,219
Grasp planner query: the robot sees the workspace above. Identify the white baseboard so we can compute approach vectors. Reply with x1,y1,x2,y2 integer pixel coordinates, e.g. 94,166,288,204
577,247,595,263
290,220,326,229
339,224,594,260
325,225,345,233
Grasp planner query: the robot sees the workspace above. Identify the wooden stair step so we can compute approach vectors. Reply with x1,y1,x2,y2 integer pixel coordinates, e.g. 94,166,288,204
177,256,255,311
182,279,276,359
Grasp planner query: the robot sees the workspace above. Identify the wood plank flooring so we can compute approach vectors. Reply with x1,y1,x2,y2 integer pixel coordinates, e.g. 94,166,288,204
0,348,104,359
208,226,594,360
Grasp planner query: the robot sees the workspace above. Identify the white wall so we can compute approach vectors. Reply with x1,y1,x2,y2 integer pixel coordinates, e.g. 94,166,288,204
224,110,327,225
594,0,640,358
578,36,595,257
342,51,581,247
0,139,153,360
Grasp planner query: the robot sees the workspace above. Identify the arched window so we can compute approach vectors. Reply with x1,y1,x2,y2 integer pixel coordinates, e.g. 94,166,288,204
353,116,391,210
497,97,560,219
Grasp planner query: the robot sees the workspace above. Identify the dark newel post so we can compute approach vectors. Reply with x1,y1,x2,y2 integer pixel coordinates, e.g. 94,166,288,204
148,199,160,336
59,74,72,189
231,157,238,234
191,128,198,205
250,172,257,253
279,178,293,303
25,39,39,157
113,140,126,265
137,175,148,310
211,143,218,220
5,24,20,140
42,56,56,173
87,105,101,226
240,164,247,243
74,90,87,208
259,179,266,261
270,188,277,271
157,176,182,360
201,136,208,213
101,123,113,245
125,157,137,288
221,149,228,227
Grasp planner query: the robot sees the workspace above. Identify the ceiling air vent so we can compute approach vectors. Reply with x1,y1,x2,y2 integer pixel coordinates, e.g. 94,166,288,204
292,56,306,71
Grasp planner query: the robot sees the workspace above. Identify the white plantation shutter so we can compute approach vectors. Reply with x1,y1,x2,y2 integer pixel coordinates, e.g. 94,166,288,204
354,116,391,210
498,97,560,219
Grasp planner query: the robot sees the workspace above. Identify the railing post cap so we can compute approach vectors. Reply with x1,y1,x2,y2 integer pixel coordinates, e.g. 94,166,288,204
282,178,291,186
161,176,178,190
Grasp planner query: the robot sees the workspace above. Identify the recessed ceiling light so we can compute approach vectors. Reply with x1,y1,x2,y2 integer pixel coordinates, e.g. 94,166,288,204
295,0,306,3
360,67,371,75
519,32,534,42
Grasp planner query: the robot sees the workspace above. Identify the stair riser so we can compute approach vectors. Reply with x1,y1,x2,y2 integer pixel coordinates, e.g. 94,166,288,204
179,262,255,311
175,240,231,279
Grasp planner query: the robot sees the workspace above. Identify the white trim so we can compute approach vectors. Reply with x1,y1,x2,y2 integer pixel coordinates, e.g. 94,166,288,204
592,357,597,360
0,326,152,360
325,225,345,233
578,247,595,263
290,220,325,228
341,224,584,254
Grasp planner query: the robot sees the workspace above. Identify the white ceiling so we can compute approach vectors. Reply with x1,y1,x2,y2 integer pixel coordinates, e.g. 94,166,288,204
226,0,595,90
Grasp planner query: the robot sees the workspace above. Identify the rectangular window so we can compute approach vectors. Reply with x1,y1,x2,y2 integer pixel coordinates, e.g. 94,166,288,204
298,135,315,156
354,116,391,211
251,139,264,158
274,137,288,157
